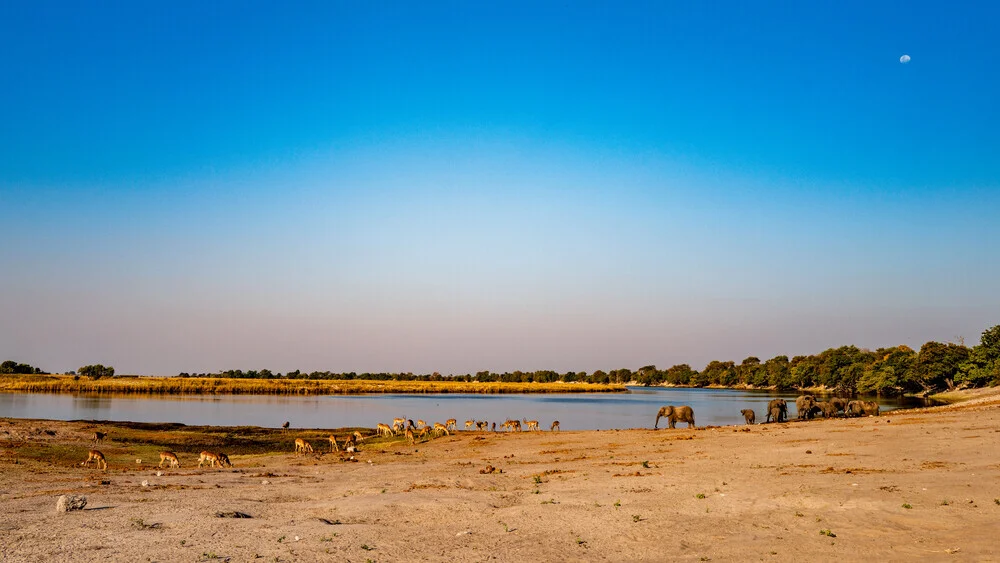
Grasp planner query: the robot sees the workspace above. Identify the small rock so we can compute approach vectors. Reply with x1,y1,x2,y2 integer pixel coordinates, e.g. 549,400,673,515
806,450,812,454
56,494,87,512
261,480,271,485
294,536,300,542
141,480,149,487
156,471,163,477
136,459,142,465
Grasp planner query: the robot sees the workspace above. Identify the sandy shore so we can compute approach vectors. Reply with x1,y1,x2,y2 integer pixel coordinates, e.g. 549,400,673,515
2,391,999,562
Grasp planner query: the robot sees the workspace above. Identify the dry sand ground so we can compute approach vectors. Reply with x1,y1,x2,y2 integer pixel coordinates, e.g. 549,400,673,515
2,392,1000,562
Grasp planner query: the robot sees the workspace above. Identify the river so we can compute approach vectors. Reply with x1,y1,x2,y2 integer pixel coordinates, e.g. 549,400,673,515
0,388,927,430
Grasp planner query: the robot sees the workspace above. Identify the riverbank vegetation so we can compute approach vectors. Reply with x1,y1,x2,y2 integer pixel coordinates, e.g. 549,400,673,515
3,324,996,397
0,375,625,395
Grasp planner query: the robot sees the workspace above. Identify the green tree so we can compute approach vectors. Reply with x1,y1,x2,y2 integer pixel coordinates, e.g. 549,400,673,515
914,341,970,392
79,364,115,379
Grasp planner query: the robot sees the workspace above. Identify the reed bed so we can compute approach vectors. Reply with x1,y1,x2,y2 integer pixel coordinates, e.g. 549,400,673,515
0,374,626,396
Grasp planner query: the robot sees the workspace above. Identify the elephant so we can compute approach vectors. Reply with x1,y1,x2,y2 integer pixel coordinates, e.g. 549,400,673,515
815,401,838,418
828,397,848,413
862,401,880,416
654,405,695,429
796,395,818,420
740,409,755,425
766,399,787,423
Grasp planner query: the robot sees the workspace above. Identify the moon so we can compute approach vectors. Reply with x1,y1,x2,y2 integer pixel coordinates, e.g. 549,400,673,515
900,54,911,64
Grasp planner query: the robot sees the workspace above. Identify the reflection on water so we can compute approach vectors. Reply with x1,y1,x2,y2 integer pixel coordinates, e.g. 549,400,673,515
0,389,929,431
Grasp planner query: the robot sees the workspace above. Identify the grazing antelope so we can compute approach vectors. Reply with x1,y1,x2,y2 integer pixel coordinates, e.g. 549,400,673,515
81,450,107,470
158,451,180,468
405,427,415,445
416,419,427,429
93,431,107,443
198,451,230,468
551,420,560,431
392,421,405,435
328,435,340,453
393,417,406,431
353,431,365,443
523,418,540,431
294,438,314,455
465,420,475,430
433,422,450,436
445,418,457,431
376,423,393,438
418,426,431,439
281,421,290,431
502,419,522,432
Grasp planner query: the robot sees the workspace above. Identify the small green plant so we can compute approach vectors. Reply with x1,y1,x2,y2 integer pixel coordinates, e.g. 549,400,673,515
902,503,912,509
613,499,621,509
321,534,338,542
576,537,587,546
641,461,650,468
632,514,641,522
696,493,706,499
277,535,286,543
533,475,542,484
360,544,374,551
794,512,804,517
819,529,836,538
532,489,540,494
541,498,557,505
381,488,386,494
201,553,219,561
940,500,950,506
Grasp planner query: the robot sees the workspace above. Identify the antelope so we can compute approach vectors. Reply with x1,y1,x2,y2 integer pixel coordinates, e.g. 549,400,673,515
376,423,393,438
295,438,314,455
445,418,457,431
353,431,365,443
405,427,415,445
407,419,416,430
281,421,290,431
465,420,475,430
393,417,406,431
523,418,540,431
198,451,231,468
476,421,488,431
433,422,450,436
328,435,340,453
81,450,107,470
418,426,431,439
550,420,560,431
502,419,522,432
417,419,427,429
392,421,405,435
93,431,107,443
158,451,180,468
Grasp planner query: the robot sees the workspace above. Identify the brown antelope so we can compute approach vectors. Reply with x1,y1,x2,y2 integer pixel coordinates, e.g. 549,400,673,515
405,427,415,445
158,451,180,468
550,420,560,431
353,431,365,442
502,419,522,432
376,423,393,438
476,421,488,431
465,420,475,430
418,426,431,439
433,422,450,436
392,417,406,432
445,418,457,431
81,450,107,470
416,419,427,429
294,438,314,455
392,421,405,435
93,431,107,443
523,418,540,431
328,435,340,453
198,451,231,468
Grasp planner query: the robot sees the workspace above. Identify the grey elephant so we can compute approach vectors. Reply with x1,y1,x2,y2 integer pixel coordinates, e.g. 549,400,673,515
845,400,879,417
796,395,817,420
655,405,695,429
828,397,848,413
815,401,838,418
766,399,787,423
740,409,755,425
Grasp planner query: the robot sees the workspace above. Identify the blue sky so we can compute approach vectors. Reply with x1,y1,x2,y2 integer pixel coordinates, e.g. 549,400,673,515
2,1,998,375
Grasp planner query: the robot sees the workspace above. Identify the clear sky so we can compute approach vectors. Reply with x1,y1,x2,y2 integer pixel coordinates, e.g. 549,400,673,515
2,1,998,375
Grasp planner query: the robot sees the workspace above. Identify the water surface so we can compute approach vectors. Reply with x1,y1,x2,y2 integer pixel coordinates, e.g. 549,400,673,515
0,388,926,430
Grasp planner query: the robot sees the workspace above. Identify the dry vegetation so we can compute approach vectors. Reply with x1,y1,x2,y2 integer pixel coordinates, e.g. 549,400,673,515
0,374,625,396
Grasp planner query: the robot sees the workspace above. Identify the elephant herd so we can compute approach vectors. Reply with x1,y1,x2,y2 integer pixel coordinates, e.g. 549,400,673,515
655,395,880,429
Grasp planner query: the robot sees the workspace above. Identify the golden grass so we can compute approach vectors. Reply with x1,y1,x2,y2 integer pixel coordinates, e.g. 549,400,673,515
0,374,626,396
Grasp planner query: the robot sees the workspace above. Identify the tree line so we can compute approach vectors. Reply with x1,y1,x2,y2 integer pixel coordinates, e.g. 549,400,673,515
6,324,999,396
181,324,999,396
